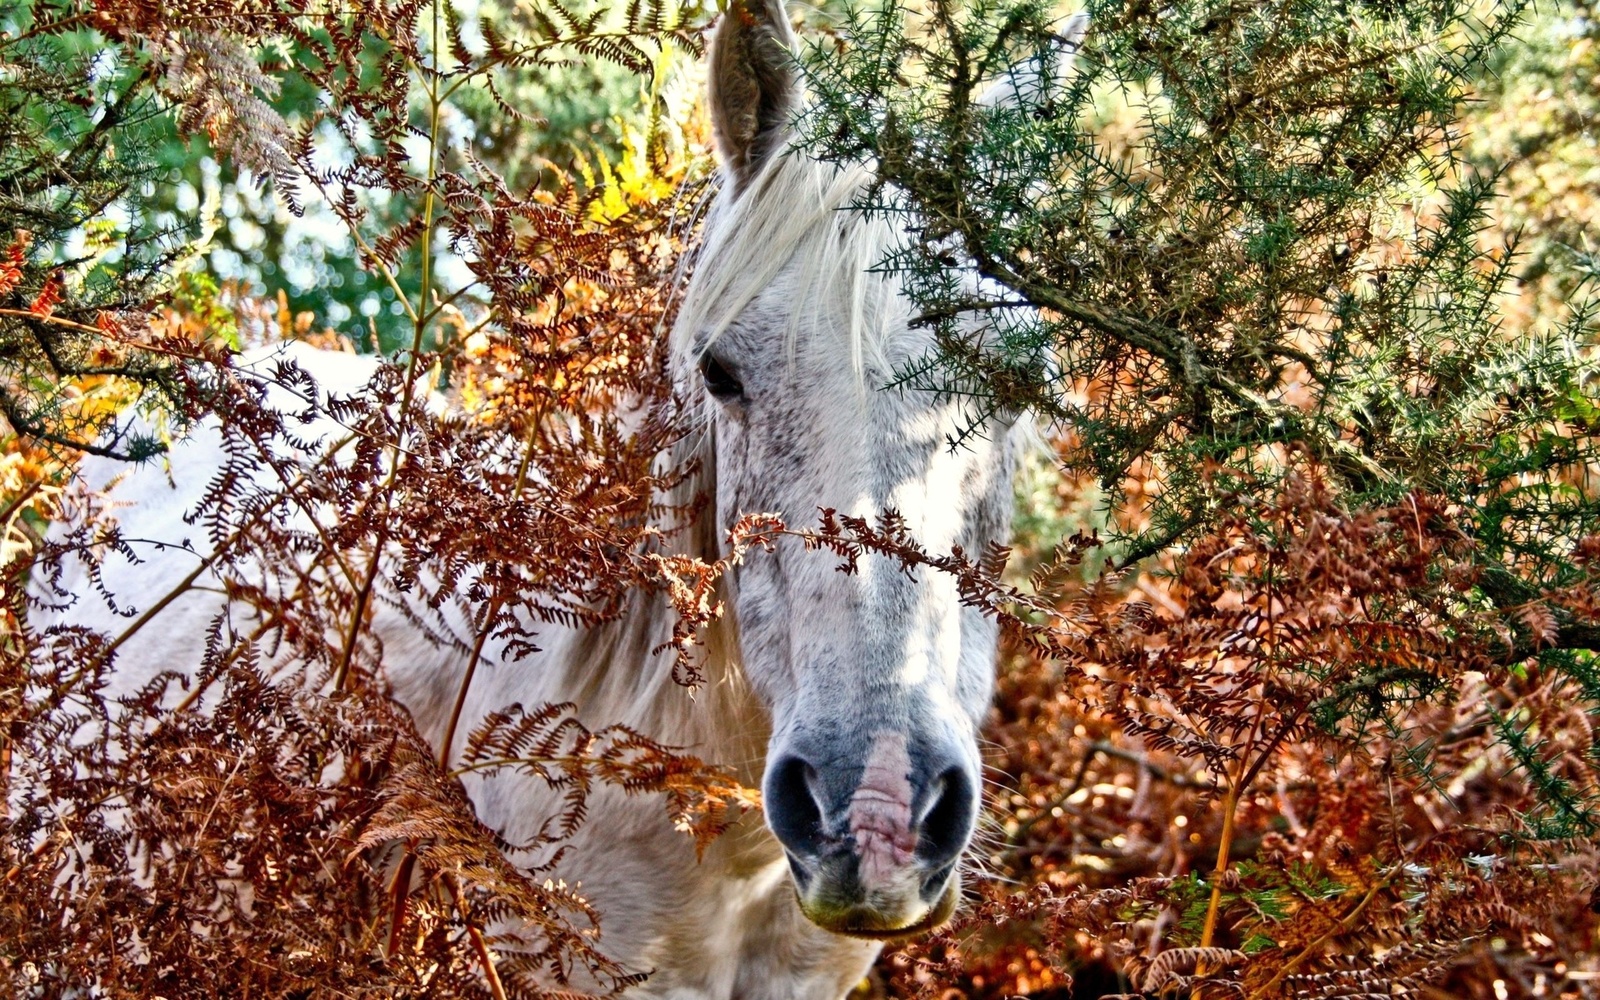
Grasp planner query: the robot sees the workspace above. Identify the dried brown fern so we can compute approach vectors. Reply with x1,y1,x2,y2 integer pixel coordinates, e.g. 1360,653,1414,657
1,1,744,996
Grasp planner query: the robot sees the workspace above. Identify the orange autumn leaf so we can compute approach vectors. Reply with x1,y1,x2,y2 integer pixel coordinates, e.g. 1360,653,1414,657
28,271,63,317
0,229,31,297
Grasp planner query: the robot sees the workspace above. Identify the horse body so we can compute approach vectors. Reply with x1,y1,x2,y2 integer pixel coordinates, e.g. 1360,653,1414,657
50,336,871,996
51,330,892,998
37,3,1087,995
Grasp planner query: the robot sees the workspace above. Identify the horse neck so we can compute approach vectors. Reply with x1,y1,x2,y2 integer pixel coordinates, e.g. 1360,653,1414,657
538,422,770,786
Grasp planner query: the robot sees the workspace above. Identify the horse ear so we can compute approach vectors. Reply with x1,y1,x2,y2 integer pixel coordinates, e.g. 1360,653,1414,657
978,13,1088,110
708,0,800,191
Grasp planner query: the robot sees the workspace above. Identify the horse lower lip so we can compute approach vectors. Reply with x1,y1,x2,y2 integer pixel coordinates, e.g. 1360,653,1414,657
797,876,960,940
831,906,946,941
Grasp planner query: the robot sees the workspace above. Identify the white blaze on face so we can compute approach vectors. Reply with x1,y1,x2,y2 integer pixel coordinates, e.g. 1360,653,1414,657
848,731,918,889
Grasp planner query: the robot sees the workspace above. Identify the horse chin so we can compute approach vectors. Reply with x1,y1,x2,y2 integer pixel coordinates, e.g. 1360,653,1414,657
798,875,961,941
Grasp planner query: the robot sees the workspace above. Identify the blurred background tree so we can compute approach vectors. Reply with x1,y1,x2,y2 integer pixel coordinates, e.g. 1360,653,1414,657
135,0,717,346
1468,0,1599,321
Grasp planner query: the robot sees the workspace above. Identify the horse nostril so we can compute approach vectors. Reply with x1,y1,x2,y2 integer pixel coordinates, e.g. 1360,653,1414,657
916,766,977,869
766,754,828,858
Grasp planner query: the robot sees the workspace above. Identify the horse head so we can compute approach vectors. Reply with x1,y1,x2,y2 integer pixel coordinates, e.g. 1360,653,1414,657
674,0,1084,939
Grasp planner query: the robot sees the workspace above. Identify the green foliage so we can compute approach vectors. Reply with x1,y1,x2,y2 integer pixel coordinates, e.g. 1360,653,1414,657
793,2,1600,991
0,1,191,458
1492,705,1600,839
797,0,1599,557
170,273,240,349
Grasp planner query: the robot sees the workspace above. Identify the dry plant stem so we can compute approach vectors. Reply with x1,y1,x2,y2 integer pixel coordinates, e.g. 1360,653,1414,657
1186,705,1304,1000
155,611,288,725
0,10,93,46
438,615,499,767
333,29,444,693
0,308,109,334
89,511,272,678
0,735,9,822
447,752,651,778
293,186,422,329
370,38,462,964
0,475,46,528
1198,779,1243,952
174,753,247,892
393,424,540,978
1198,710,1264,954
75,432,355,696
436,26,684,102
1197,560,1289,979
421,281,484,327
1191,707,1304,996
448,874,510,1000
386,844,419,960
469,922,510,1000
400,427,536,969
437,425,539,768
1248,871,1397,999
332,548,382,692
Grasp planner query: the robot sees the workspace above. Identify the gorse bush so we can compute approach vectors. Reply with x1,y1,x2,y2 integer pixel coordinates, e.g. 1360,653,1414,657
800,0,1600,564
0,11,191,463
1,0,1598,997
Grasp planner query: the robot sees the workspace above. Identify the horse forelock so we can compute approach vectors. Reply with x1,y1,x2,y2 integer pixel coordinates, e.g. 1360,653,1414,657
671,152,897,379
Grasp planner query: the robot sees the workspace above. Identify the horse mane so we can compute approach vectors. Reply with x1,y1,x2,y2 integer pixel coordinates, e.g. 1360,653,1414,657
671,151,900,379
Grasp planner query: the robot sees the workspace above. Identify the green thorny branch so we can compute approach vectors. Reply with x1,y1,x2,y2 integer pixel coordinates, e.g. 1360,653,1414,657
796,0,1600,659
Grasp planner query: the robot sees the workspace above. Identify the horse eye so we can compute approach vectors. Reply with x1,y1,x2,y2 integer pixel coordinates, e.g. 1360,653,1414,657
699,353,743,400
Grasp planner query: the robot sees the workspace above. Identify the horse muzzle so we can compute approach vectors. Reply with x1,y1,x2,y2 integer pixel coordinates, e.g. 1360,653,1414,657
763,729,978,939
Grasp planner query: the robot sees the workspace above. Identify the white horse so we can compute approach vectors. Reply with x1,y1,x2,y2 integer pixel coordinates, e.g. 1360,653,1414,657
39,2,1085,996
